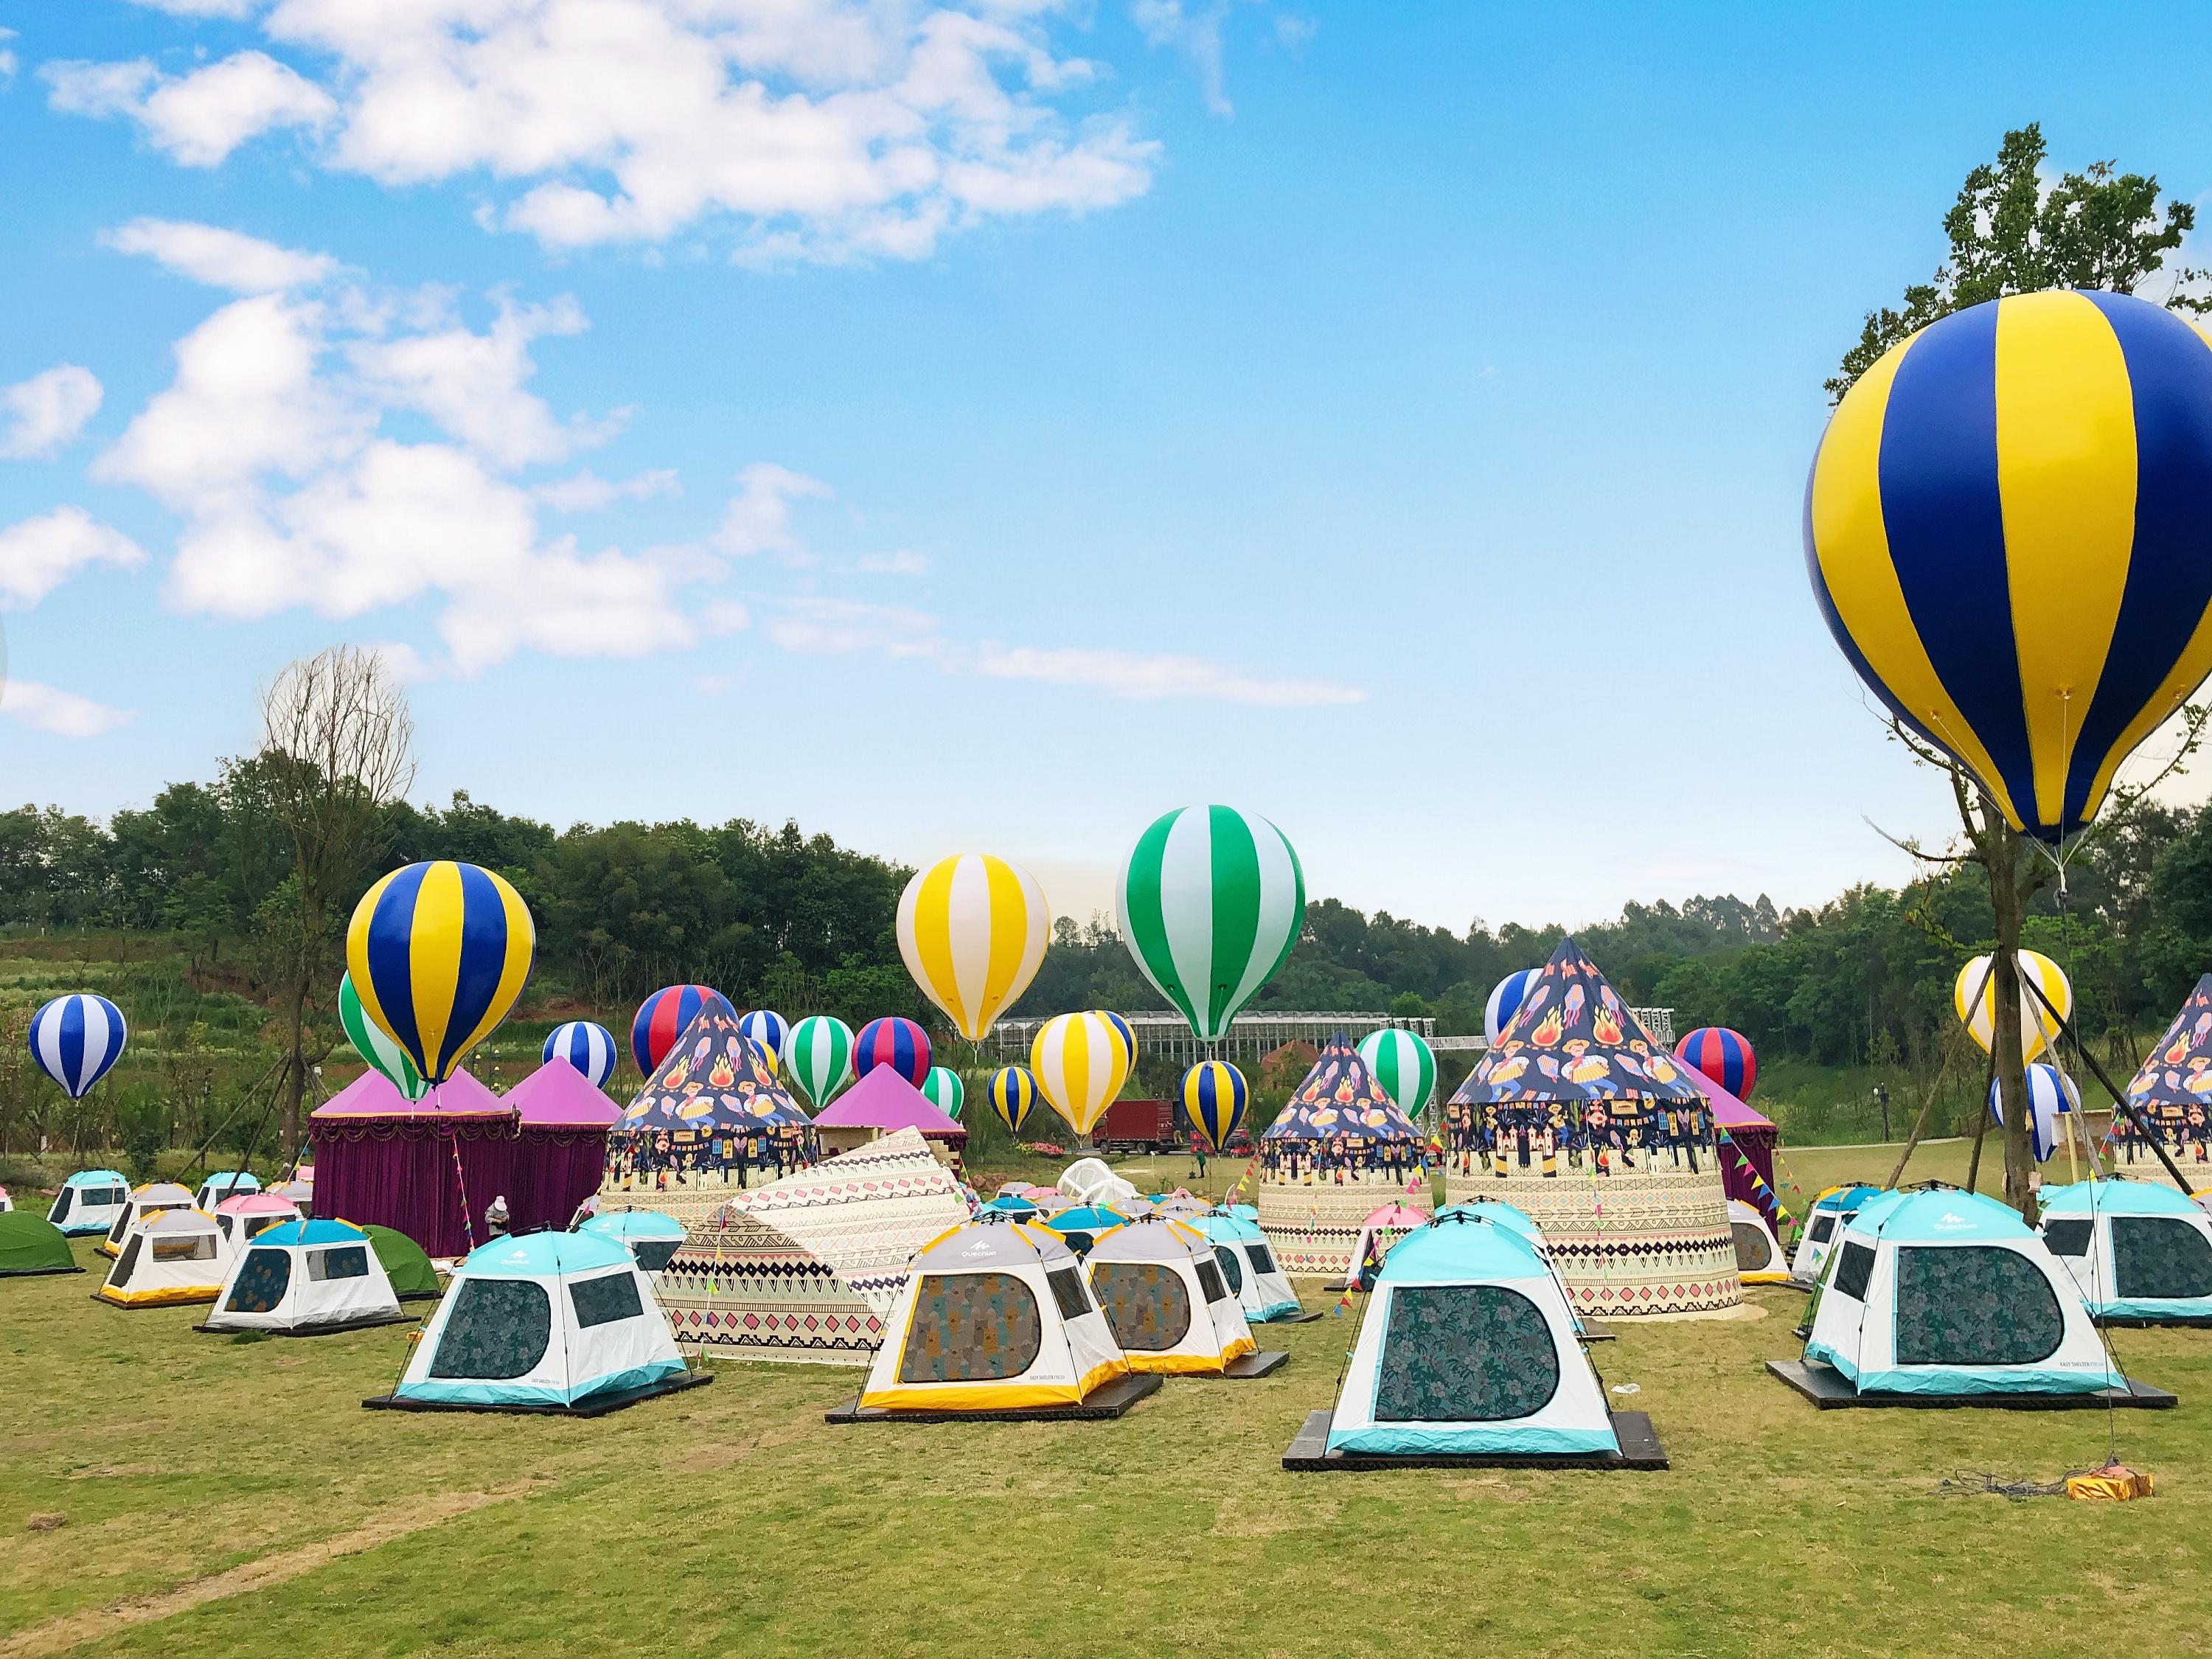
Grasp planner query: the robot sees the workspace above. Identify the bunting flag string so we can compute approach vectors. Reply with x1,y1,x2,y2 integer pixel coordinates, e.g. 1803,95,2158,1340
1716,1127,1792,1228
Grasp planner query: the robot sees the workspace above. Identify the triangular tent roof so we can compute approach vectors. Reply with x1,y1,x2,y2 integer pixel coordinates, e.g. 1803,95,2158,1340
1453,937,1703,1106
810,1065,966,1141
506,1060,622,1128
312,1068,510,1120
2124,973,2212,1119
1262,1032,1422,1141
619,1011,810,1134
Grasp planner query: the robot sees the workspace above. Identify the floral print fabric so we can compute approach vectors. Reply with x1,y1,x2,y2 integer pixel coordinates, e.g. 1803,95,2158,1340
1893,1246,2062,1366
899,1271,1043,1383
1374,1285,1560,1422
2112,1217,2212,1301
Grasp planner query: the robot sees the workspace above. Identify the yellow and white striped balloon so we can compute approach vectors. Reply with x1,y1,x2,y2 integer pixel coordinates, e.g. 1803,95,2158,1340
1954,950,2072,1063
896,853,1051,1041
1029,1010,1131,1137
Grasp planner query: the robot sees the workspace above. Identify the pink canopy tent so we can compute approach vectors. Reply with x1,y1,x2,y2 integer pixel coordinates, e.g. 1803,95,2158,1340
1683,1066,1782,1222
1348,1200,1430,1284
308,1069,521,1258
503,1060,622,1230
810,1065,967,1149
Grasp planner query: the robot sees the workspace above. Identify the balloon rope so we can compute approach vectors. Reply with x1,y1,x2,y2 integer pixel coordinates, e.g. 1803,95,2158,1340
445,1091,476,1256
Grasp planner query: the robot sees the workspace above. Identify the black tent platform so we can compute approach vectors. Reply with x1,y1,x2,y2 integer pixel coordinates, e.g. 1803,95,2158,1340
364,1370,712,1418
1766,1359,2176,1411
1215,1350,1290,1379
826,1371,1162,1424
1281,1408,1667,1471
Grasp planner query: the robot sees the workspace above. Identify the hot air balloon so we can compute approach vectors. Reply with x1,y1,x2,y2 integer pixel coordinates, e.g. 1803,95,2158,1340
1180,1060,1248,1152
1117,804,1303,1043
784,1015,854,1109
988,1066,1040,1137
1030,1011,1131,1137
27,993,127,1099
347,860,535,1083
738,1009,790,1071
921,1065,965,1121
1675,1026,1756,1101
1806,290,2212,844
1357,1028,1436,1119
1484,969,1540,1046
1987,1062,2079,1161
1954,951,2072,1063
855,1017,931,1087
1102,1010,1136,1068
340,971,428,1100
896,854,1051,1041
630,985,735,1077
542,1020,618,1089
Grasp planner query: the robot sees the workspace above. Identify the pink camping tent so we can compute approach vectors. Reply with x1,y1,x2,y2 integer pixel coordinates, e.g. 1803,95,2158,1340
810,1065,967,1149
308,1069,519,1258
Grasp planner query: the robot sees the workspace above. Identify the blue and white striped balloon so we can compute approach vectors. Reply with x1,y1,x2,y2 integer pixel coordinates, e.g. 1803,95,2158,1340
29,994,128,1099
543,1020,618,1088
739,1009,790,1071
1988,1062,2079,1161
1484,968,1542,1046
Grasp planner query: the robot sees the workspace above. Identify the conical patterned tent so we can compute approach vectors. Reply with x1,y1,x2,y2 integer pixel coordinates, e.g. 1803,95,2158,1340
1256,1033,1428,1276
1441,937,1739,1318
2115,974,2212,1169
602,1011,815,1222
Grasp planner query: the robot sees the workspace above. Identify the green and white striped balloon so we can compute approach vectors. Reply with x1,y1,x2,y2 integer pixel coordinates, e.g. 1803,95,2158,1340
921,1065,964,1121
1116,804,1304,1043
784,1014,854,1110
1357,1027,1436,1119
338,970,428,1101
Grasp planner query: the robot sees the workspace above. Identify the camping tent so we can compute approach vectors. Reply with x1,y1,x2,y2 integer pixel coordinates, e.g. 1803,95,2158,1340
1348,1202,1431,1284
1790,1186,1885,1284
580,1209,686,1279
1040,1206,1128,1257
2039,1179,2212,1325
1258,1032,1429,1276
1058,1158,1139,1211
46,1170,128,1238
194,1171,261,1214
1800,1189,2121,1396
1444,938,1739,1318
385,1230,692,1412
1082,1217,1256,1374
857,1220,1130,1413
101,1182,198,1258
1192,1211,1303,1322
0,1212,81,1277
364,1225,441,1300
202,1219,408,1335
1433,1199,1600,1332
653,1127,971,1364
310,1070,518,1259
96,1208,232,1307
213,1192,301,1248
503,1060,622,1233
809,1065,967,1157
1323,1211,1619,1456
1727,1199,1793,1284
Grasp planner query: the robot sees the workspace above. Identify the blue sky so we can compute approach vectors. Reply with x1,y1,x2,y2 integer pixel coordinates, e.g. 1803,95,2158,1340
4,1,2210,932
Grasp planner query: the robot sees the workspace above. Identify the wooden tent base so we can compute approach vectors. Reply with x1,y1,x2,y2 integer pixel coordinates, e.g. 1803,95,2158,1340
826,1371,1162,1424
1260,1310,1324,1325
363,1369,712,1418
1764,1359,2176,1411
199,1312,416,1337
1282,1407,1666,1471
1215,1350,1290,1379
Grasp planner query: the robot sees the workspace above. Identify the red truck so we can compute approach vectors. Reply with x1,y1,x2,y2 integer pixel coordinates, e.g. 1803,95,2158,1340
1093,1098,1253,1156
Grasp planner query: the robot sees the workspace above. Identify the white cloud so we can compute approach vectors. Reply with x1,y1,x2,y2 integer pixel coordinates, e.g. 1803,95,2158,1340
348,294,601,470
858,549,931,576
0,507,147,609
974,643,1366,705
1133,0,1233,116
766,597,945,657
0,366,105,459
51,2,1160,261
717,463,831,560
46,51,334,167
0,679,136,738
535,467,680,513
0,27,18,83
104,218,339,293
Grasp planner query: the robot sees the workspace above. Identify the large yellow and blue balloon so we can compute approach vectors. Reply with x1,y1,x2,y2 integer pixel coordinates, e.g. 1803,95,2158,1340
896,853,1051,1041
1806,290,2212,842
346,860,535,1084
1180,1060,1248,1152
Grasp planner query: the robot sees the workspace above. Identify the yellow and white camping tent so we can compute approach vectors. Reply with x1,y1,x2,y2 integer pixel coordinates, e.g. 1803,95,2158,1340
858,1220,1129,1413
1083,1217,1256,1375
1727,1199,1793,1284
97,1208,232,1307
100,1181,196,1258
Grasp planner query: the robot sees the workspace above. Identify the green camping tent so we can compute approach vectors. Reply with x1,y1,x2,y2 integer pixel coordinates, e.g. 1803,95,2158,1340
363,1225,442,1301
0,1212,83,1277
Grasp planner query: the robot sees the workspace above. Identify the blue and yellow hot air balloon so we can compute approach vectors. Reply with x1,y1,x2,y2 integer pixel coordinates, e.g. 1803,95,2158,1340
987,1065,1040,1138
346,860,535,1084
1806,290,2212,842
1180,1060,1248,1152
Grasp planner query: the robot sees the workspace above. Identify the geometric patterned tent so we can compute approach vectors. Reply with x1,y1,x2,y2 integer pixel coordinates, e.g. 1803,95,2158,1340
1256,1033,1429,1279
603,1012,815,1217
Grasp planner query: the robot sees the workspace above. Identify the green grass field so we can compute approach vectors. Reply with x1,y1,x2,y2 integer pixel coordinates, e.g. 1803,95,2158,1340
9,1197,2212,1659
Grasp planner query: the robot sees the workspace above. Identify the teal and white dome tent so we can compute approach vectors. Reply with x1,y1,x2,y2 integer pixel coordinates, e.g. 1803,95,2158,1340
2039,1180,2212,1327
1192,1210,1306,1324
201,1219,408,1336
194,1171,260,1214
46,1170,128,1238
1795,1190,2126,1398
370,1230,703,1416
1433,1198,1608,1340
580,1208,686,1281
1788,1185,1885,1286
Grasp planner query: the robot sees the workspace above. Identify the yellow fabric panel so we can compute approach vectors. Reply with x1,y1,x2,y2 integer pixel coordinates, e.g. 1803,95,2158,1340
858,1379,1084,1412
2080,599,2212,820
1071,1357,1130,1397
1124,1335,1256,1374
452,872,535,1068
345,866,404,1054
979,855,1032,1035
410,860,466,1077
96,1284,221,1307
909,858,965,1033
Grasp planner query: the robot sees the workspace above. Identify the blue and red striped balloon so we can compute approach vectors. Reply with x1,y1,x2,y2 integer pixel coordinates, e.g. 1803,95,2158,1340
854,1017,931,1087
29,993,128,1099
631,985,735,1077
1676,1026,1757,1102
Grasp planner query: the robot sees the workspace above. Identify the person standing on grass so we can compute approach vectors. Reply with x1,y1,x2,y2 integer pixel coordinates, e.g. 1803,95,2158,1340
1190,1131,1208,1183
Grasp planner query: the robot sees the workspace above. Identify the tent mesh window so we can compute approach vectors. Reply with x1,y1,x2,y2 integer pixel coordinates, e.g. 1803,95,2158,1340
1809,1214,1837,1245
2112,1217,2212,1300
431,1279,553,1380
1374,1285,1560,1422
569,1270,646,1329
1045,1267,1091,1322
2044,1220,2093,1259
899,1271,1043,1383
111,1234,142,1284
632,1239,681,1273
1731,1222,1775,1273
153,1232,218,1263
1212,1245,1245,1295
1091,1262,1192,1352
1247,1242,1279,1276
1832,1241,1876,1301
1194,1257,1230,1305
49,1189,71,1223
225,1248,293,1313
245,1216,288,1242
308,1245,371,1282
1893,1246,2064,1366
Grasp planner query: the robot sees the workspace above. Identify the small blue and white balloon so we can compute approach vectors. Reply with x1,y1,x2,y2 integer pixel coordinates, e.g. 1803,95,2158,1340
1484,968,1543,1046
29,993,128,1099
738,1008,790,1071
1987,1062,2079,1161
543,1020,619,1088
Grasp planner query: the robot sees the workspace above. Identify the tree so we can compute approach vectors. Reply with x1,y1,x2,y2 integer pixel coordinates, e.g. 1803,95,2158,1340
258,647,416,1155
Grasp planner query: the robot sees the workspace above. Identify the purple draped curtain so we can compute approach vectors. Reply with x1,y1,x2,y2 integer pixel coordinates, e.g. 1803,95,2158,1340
1720,1124,1779,1219
310,1119,519,1259
507,1129,610,1233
